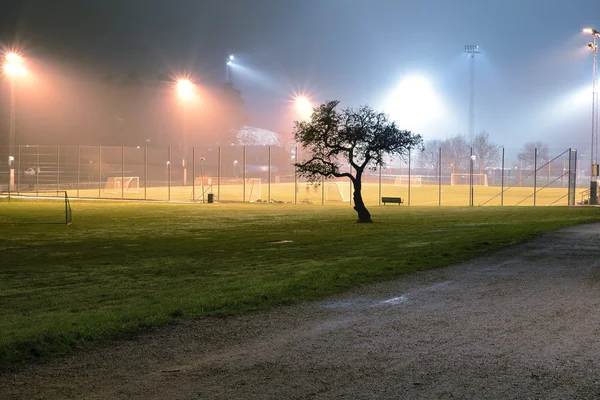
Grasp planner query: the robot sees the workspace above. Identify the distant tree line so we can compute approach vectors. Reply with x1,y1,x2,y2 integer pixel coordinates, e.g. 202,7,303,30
420,133,550,173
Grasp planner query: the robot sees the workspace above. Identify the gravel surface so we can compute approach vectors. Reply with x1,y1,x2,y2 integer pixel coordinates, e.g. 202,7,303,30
3,223,600,399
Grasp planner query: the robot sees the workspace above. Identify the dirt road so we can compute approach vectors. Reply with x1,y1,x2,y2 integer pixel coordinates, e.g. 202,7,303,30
3,223,600,399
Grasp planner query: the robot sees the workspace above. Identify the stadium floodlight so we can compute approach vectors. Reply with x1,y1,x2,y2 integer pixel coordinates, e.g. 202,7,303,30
176,78,194,100
226,54,235,83
464,45,481,138
294,95,312,120
584,28,600,204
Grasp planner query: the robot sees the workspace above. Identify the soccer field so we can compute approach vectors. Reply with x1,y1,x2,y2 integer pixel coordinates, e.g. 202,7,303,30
65,181,576,206
1,202,598,369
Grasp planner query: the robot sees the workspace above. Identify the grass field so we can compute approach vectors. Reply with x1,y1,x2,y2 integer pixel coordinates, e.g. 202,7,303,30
1,201,599,370
68,181,577,206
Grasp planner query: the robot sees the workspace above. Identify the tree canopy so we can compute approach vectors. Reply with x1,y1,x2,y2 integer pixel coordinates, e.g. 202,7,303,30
294,100,422,222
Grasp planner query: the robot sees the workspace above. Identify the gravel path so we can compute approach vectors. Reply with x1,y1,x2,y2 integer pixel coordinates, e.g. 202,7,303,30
3,223,600,399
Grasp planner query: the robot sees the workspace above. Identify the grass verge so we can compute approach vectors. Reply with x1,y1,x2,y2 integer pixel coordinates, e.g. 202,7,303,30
1,202,599,369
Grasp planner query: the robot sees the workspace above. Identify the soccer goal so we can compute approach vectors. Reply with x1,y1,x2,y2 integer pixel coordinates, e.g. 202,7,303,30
103,177,140,194
0,191,72,225
450,173,488,186
325,182,351,202
246,178,262,202
393,175,422,187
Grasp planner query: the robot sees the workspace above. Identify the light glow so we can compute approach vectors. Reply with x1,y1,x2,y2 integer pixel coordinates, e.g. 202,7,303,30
176,79,194,100
294,96,312,120
3,52,27,76
384,75,444,132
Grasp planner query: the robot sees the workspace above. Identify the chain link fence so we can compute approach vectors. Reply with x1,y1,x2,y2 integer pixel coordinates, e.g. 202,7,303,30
0,145,585,206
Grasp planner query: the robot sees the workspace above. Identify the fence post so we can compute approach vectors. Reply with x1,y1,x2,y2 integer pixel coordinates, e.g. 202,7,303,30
408,149,411,206
243,146,247,203
568,148,572,205
378,164,382,206
77,146,80,198
17,145,21,192
218,146,221,202
144,146,147,200
168,146,171,202
121,146,125,200
56,145,60,192
98,146,102,198
438,147,442,206
192,147,196,202
268,146,271,203
294,146,298,205
501,147,505,206
36,146,39,189
534,147,537,206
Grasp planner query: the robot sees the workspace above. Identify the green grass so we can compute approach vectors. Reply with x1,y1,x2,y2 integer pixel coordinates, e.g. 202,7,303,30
1,201,599,370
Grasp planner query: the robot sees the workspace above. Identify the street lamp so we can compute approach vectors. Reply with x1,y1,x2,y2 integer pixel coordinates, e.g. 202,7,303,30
3,52,27,191
584,28,600,204
226,55,234,84
233,160,238,178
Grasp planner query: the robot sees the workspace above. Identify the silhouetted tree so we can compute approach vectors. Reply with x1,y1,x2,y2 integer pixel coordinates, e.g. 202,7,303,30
518,141,550,170
470,130,500,173
294,101,422,222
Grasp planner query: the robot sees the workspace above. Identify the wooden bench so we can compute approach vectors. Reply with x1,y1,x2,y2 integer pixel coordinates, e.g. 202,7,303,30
382,196,403,205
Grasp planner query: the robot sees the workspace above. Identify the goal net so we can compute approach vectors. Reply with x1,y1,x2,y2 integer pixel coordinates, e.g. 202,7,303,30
450,173,488,186
393,175,422,187
0,191,72,225
103,177,140,193
325,182,351,202
246,178,262,202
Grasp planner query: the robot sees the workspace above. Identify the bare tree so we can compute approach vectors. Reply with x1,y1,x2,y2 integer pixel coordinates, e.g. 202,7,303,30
294,101,422,222
470,131,501,173
518,141,550,170
443,135,470,172
419,139,442,175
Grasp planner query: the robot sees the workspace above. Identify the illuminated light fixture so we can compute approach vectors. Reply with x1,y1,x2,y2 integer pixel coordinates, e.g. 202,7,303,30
294,95,312,120
584,27,600,204
176,78,194,100
3,52,27,76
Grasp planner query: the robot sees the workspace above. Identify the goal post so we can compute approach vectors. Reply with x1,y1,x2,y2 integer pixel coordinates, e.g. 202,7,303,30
0,191,72,225
393,175,422,187
325,182,351,202
103,177,140,193
450,173,488,186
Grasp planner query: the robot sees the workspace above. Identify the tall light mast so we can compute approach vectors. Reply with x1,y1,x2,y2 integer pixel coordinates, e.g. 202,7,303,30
464,45,480,138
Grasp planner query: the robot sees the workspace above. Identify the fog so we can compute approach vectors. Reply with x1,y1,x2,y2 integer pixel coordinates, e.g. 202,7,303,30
0,0,599,155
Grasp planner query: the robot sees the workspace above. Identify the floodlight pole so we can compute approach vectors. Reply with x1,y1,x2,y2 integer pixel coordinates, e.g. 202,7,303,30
465,45,481,138
584,29,600,204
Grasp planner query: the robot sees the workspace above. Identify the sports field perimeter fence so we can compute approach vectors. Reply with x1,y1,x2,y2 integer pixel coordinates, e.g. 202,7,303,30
0,145,585,207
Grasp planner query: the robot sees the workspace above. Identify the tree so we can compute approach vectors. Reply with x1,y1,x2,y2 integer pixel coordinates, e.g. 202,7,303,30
443,135,469,172
294,101,422,222
518,141,550,170
470,131,501,173
419,139,443,175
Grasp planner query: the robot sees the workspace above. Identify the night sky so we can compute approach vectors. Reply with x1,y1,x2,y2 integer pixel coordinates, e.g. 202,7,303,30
1,0,598,153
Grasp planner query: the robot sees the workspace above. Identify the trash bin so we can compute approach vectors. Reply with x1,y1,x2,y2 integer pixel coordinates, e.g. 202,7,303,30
207,193,214,203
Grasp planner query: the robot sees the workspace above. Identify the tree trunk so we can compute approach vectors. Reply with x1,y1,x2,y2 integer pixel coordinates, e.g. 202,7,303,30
352,178,372,223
